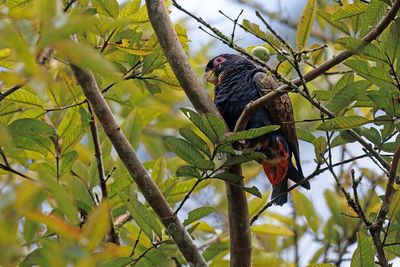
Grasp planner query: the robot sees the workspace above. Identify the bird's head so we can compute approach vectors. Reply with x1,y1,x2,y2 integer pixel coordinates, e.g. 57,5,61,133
204,54,245,85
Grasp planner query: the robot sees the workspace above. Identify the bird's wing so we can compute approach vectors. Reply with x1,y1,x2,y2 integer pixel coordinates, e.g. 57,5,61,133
253,71,303,176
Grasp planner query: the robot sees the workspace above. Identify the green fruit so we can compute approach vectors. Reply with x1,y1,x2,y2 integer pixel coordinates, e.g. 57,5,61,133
251,46,271,62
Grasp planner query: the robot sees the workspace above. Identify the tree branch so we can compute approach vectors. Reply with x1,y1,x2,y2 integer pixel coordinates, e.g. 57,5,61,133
0,163,36,182
369,142,400,266
88,104,119,245
146,1,252,266
0,83,25,102
70,65,207,266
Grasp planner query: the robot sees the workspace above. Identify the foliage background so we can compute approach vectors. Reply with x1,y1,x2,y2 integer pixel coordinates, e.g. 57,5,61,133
0,0,399,266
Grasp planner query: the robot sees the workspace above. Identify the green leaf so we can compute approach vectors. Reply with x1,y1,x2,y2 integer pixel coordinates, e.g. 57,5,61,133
20,248,46,267
360,127,382,146
317,10,351,35
317,116,369,131
165,137,205,164
224,125,280,143
331,73,354,95
151,157,167,184
296,0,317,49
368,92,393,115
55,40,120,81
82,201,111,251
181,108,226,144
9,118,55,155
252,224,294,237
361,0,387,37
58,107,89,152
244,186,262,198
119,0,141,18
39,174,78,225
119,192,162,240
296,127,315,143
324,190,345,227
9,118,55,137
183,207,216,226
194,159,215,171
4,89,44,108
313,89,331,101
242,19,267,39
292,190,319,232
312,136,326,163
60,150,78,177
212,172,243,183
307,264,335,267
92,0,120,18
100,257,132,267
344,60,395,90
221,152,266,167
176,165,201,178
350,232,374,267
380,18,400,63
203,242,230,261
66,174,94,213
179,128,211,157
202,113,226,143
332,3,367,21
336,37,387,62
326,80,371,113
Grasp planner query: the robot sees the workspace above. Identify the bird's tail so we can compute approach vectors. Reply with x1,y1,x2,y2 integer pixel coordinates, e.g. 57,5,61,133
271,179,288,206
287,161,310,190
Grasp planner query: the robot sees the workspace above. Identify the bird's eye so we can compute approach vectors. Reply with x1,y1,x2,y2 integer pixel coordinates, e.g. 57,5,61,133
214,57,225,65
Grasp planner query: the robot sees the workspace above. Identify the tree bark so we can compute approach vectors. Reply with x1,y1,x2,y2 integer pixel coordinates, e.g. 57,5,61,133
146,1,252,266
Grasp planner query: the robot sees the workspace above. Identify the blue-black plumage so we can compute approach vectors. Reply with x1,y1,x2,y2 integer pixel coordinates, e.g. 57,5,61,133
205,53,310,205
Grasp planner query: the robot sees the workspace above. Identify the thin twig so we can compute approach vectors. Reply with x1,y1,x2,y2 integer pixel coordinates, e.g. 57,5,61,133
0,83,25,102
130,229,143,257
63,0,77,12
88,104,119,244
0,163,36,182
131,242,162,266
223,9,243,46
174,178,204,215
255,11,294,54
100,30,116,54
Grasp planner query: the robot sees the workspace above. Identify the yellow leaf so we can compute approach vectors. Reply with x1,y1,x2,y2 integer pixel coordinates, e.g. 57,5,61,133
82,201,111,250
24,211,81,240
252,224,294,237
296,0,317,49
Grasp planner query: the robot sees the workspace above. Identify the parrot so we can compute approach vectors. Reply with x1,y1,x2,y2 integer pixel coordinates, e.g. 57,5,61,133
204,53,310,205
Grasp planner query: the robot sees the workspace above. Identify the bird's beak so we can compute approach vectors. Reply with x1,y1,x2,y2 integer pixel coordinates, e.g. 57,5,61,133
204,70,218,85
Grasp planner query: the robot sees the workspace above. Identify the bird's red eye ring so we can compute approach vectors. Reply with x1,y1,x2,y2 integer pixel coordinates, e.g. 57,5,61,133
214,56,225,66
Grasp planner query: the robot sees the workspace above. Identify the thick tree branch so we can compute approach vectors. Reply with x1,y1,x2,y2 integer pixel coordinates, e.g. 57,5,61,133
70,65,207,266
145,1,218,115
146,1,252,266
